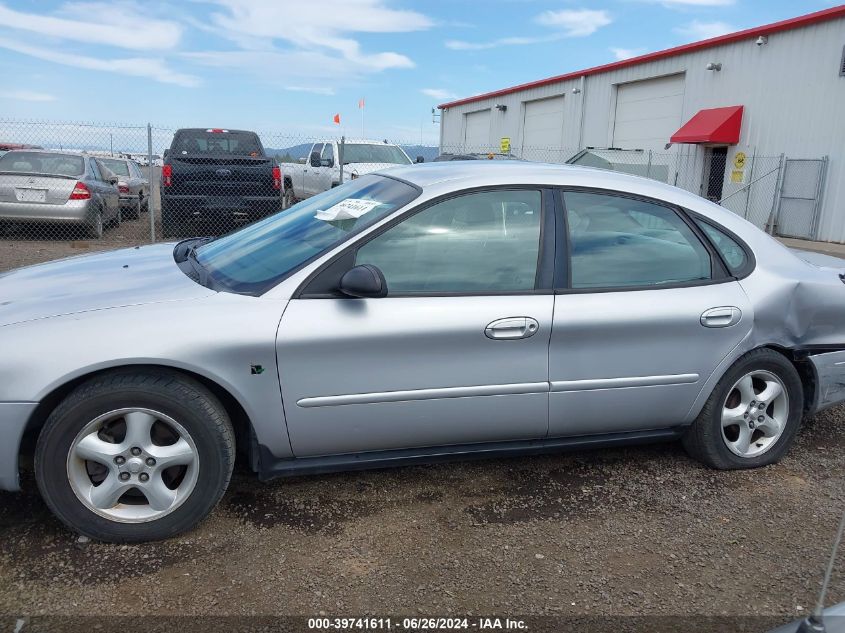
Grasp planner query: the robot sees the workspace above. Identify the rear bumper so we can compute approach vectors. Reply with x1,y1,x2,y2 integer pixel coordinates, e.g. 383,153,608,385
808,350,845,415
0,199,93,223
0,402,38,491
161,194,281,217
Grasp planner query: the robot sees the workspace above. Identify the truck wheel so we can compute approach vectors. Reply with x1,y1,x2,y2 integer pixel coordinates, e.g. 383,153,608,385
161,201,181,239
283,188,296,210
682,348,803,470
35,369,235,543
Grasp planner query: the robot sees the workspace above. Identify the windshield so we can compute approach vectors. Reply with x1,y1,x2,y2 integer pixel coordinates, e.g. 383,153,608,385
194,174,420,295
342,144,411,165
0,152,84,176
98,158,130,177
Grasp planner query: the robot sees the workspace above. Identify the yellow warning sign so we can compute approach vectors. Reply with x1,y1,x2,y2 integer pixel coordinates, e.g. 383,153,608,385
733,151,747,170
500,137,511,154
731,170,745,184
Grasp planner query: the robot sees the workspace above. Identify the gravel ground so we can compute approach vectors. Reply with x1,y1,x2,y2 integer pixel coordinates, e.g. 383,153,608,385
1,407,843,621
1,221,844,626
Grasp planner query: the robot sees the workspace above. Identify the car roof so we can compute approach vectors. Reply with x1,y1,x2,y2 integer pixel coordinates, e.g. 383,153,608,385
1,149,89,160
382,160,745,227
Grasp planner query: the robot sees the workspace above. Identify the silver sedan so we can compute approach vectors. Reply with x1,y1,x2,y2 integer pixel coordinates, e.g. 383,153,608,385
97,157,149,219
0,150,121,238
1,161,844,542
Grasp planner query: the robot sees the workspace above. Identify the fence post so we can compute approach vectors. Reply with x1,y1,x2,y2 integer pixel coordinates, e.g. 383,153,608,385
765,153,786,236
338,136,345,185
742,147,757,220
147,124,155,243
646,150,652,180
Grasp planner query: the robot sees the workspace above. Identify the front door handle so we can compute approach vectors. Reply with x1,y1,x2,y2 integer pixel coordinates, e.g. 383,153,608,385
701,306,742,328
485,317,539,340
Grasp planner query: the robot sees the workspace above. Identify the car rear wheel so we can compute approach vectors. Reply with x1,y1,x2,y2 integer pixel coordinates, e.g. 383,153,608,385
87,210,103,239
682,348,803,469
35,369,235,542
127,198,141,220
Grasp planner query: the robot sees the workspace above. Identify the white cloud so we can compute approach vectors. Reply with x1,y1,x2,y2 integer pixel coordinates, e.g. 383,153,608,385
0,37,200,87
675,20,735,40
421,88,457,100
0,1,182,50
446,8,611,50
193,0,428,74
0,89,56,102
534,9,612,36
611,47,646,60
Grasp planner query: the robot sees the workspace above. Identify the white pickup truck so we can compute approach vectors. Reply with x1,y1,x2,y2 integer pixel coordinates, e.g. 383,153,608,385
282,139,419,206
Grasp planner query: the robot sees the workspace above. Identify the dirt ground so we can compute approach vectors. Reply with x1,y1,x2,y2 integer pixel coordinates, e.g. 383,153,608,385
1,224,844,627
0,407,843,623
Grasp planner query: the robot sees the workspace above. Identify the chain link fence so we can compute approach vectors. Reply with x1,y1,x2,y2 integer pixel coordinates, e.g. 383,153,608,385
0,118,830,272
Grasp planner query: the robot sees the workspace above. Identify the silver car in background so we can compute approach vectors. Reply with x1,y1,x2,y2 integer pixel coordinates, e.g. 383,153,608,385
1,161,844,542
0,150,120,238
97,157,149,219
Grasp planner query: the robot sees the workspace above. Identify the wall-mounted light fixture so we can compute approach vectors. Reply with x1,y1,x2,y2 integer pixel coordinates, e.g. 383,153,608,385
495,104,507,112
572,87,582,94
706,62,722,71
756,35,768,46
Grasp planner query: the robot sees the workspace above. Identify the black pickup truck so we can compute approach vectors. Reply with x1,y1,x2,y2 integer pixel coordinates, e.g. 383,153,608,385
160,128,282,238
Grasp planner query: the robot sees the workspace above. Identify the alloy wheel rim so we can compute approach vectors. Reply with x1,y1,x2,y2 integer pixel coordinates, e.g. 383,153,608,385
721,370,789,458
66,408,199,523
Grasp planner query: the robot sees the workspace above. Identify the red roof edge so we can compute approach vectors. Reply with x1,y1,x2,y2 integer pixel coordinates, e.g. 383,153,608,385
670,105,744,144
438,5,845,110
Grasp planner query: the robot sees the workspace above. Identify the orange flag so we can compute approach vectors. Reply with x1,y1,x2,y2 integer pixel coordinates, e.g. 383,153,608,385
358,98,365,109
333,113,341,124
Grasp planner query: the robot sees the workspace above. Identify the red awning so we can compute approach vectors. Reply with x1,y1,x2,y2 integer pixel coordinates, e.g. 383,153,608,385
670,106,744,144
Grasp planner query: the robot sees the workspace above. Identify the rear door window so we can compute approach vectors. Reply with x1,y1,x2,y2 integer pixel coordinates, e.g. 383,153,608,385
563,191,712,289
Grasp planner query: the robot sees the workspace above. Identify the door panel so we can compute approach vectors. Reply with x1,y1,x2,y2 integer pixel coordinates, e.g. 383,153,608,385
549,282,751,437
277,295,553,456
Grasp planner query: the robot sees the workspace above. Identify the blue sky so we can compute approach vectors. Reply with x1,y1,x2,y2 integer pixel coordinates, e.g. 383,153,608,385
0,0,837,146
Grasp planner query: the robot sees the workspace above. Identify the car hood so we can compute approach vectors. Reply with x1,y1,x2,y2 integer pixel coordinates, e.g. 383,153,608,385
0,243,214,327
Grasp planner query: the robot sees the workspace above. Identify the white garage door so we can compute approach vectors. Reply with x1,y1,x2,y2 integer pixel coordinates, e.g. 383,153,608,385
613,74,685,150
521,96,565,161
463,109,490,150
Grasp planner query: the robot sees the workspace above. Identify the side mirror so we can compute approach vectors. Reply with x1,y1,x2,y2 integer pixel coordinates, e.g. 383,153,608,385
339,264,388,298
109,176,119,185
416,156,425,163
320,158,334,168
309,151,321,168
162,149,170,159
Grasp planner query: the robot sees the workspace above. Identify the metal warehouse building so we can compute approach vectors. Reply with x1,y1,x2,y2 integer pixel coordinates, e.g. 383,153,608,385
437,5,845,243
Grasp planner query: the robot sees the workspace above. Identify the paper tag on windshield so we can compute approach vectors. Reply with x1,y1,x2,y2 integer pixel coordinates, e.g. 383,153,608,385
314,199,381,222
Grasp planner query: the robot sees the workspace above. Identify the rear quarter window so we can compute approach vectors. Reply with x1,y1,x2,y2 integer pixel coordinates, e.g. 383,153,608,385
694,218,750,275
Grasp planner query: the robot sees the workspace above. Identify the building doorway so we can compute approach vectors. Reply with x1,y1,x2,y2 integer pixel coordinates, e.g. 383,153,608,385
702,146,728,201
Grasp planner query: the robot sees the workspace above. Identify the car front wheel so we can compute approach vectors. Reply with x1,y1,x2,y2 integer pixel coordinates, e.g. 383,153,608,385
35,369,235,542
682,348,803,469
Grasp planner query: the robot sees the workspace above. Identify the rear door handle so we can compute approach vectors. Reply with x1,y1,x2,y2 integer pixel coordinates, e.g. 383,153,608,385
701,306,742,328
485,317,539,340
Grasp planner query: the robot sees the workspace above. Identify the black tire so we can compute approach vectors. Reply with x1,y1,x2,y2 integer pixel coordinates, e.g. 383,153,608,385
126,198,141,220
682,348,803,469
87,209,104,239
160,200,181,239
35,369,235,543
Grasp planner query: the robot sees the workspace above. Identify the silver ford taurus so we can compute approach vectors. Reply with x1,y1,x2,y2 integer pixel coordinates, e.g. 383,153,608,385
2,161,844,542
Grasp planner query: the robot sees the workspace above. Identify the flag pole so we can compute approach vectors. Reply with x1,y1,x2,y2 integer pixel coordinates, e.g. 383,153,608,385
361,99,365,138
